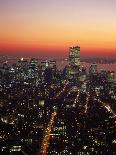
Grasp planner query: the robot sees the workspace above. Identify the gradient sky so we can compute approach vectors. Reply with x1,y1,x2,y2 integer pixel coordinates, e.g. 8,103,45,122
0,0,116,58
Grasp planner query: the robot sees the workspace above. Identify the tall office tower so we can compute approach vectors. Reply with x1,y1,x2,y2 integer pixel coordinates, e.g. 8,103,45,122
89,63,97,75
28,58,39,79
29,58,38,70
69,46,80,66
41,60,49,71
17,58,28,69
49,60,56,70
16,58,28,80
107,71,115,82
79,66,87,82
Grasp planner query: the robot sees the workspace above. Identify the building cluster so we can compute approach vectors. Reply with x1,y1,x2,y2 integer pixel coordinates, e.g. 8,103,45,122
0,46,115,92
0,58,59,85
0,46,116,155
65,46,115,95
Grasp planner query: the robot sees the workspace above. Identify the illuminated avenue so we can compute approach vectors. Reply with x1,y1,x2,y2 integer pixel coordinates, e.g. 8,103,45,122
40,111,57,155
0,46,116,155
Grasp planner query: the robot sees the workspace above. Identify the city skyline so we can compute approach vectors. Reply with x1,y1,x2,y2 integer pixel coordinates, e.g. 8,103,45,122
0,1,116,153
0,0,116,58
0,44,115,155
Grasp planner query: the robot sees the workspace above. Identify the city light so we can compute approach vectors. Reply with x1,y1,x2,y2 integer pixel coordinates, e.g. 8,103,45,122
0,45,115,155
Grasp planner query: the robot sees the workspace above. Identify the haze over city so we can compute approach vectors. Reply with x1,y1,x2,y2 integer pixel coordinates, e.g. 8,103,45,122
0,0,116,58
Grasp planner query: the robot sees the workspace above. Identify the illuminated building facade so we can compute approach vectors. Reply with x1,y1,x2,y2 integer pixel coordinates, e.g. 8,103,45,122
69,46,80,67
89,63,97,75
0,46,116,155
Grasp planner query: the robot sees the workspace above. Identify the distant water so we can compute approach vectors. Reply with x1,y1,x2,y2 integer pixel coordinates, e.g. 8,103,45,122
81,62,116,78
56,60,116,79
0,58,116,80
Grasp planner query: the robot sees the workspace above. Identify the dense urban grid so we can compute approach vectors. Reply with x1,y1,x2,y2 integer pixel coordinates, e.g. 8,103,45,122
0,46,116,155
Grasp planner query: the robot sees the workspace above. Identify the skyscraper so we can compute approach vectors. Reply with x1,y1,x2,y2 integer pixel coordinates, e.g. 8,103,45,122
89,63,97,75
69,46,80,66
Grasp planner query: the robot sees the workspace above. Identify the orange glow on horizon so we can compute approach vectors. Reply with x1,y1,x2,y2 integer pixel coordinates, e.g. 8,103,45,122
0,41,116,58
0,0,116,57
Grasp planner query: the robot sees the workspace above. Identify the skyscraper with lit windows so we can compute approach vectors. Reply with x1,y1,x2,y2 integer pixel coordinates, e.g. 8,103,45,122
69,46,80,67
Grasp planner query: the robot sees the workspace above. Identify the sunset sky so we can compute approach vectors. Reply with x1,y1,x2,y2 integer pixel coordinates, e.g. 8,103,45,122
0,0,116,58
